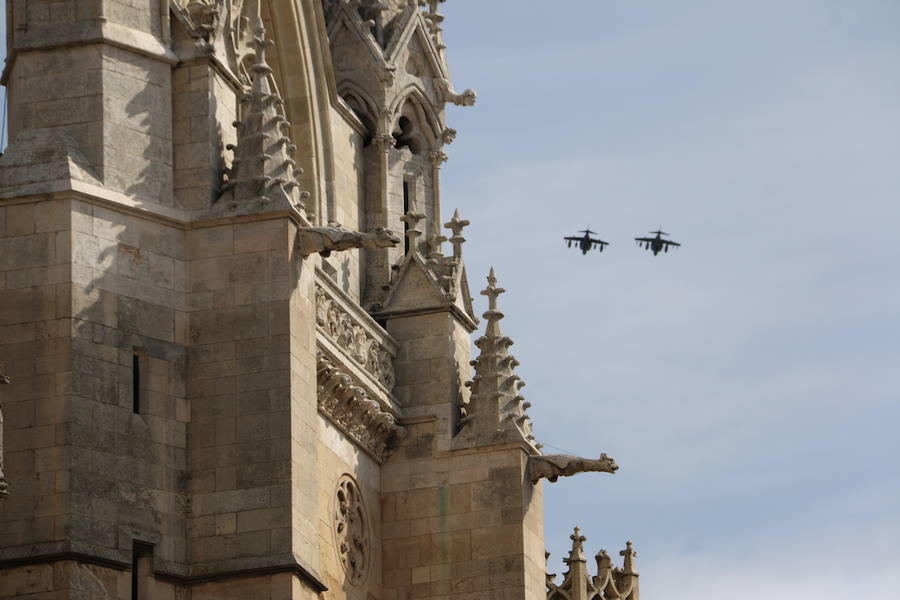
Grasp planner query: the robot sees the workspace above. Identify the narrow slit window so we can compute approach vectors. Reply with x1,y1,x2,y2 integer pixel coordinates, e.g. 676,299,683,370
132,354,141,414
131,541,152,600
402,181,410,255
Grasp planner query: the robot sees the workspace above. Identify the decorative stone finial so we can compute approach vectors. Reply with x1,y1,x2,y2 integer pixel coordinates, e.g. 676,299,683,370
567,527,587,563
620,541,638,575
217,19,310,218
400,206,426,250
444,209,469,259
481,267,505,313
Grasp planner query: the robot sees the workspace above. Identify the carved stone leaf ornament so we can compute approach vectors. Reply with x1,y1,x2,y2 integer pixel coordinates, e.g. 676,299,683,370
333,475,370,586
315,282,396,390
316,353,405,463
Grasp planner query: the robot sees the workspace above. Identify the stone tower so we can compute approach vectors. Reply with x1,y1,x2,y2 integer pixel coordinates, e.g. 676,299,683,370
0,1,640,599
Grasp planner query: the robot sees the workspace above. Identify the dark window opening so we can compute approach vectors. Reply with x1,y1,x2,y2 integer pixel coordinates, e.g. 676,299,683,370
131,541,153,600
402,181,410,255
132,354,141,414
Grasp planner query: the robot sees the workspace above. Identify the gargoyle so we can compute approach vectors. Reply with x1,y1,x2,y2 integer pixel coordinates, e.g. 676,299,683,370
527,453,619,484
297,225,400,258
434,78,477,107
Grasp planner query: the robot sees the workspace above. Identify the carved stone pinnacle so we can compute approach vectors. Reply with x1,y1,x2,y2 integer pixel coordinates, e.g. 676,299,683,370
400,209,426,247
444,209,469,258
481,267,505,312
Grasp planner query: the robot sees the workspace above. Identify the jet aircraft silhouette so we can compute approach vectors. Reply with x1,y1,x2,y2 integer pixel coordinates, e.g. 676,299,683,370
635,229,681,255
564,228,609,255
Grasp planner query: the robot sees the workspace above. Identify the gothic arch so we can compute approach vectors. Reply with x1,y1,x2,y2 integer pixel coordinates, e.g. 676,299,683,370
388,87,441,154
336,80,378,138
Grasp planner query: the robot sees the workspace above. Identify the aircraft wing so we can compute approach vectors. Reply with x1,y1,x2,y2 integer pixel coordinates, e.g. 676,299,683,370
563,237,581,242
634,237,654,243
589,238,608,246
663,240,681,247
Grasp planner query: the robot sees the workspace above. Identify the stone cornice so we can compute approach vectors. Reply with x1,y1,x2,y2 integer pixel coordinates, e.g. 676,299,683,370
316,352,406,464
2,20,178,84
372,302,478,333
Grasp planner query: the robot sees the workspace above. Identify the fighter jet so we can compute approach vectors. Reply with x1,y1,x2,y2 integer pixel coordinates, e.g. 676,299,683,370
635,229,681,255
564,228,609,255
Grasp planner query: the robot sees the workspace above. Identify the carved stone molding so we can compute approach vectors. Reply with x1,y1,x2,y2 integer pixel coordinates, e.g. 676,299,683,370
333,475,370,586
315,274,397,392
317,353,405,464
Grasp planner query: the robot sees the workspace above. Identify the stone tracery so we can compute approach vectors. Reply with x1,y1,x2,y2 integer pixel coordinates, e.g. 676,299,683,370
333,475,371,585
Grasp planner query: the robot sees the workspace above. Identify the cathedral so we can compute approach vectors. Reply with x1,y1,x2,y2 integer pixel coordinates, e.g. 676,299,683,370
0,1,640,598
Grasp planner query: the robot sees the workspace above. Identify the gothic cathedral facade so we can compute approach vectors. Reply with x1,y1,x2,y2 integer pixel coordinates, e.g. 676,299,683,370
0,2,639,599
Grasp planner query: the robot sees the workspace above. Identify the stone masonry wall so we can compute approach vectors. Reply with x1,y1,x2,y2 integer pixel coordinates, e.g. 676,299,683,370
172,62,239,217
0,194,190,585
316,415,383,600
322,107,366,303
187,219,297,574
0,197,75,556
380,308,546,600
67,198,188,567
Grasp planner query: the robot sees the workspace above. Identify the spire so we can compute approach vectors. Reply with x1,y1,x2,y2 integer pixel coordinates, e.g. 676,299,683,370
444,209,469,259
218,19,310,218
458,269,536,448
566,527,587,564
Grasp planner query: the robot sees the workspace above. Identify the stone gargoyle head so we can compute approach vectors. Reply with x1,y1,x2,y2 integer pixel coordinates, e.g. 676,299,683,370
361,227,401,248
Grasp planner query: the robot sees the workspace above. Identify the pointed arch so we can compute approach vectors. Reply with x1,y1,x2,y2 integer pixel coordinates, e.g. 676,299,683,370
388,86,442,154
336,80,378,138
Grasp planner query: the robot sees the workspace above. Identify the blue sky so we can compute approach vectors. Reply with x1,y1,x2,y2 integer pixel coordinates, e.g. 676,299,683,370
2,2,898,598
440,1,900,598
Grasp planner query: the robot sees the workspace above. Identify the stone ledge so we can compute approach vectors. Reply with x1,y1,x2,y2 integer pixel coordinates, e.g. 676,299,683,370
0,552,329,594
157,555,328,593
3,20,177,85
